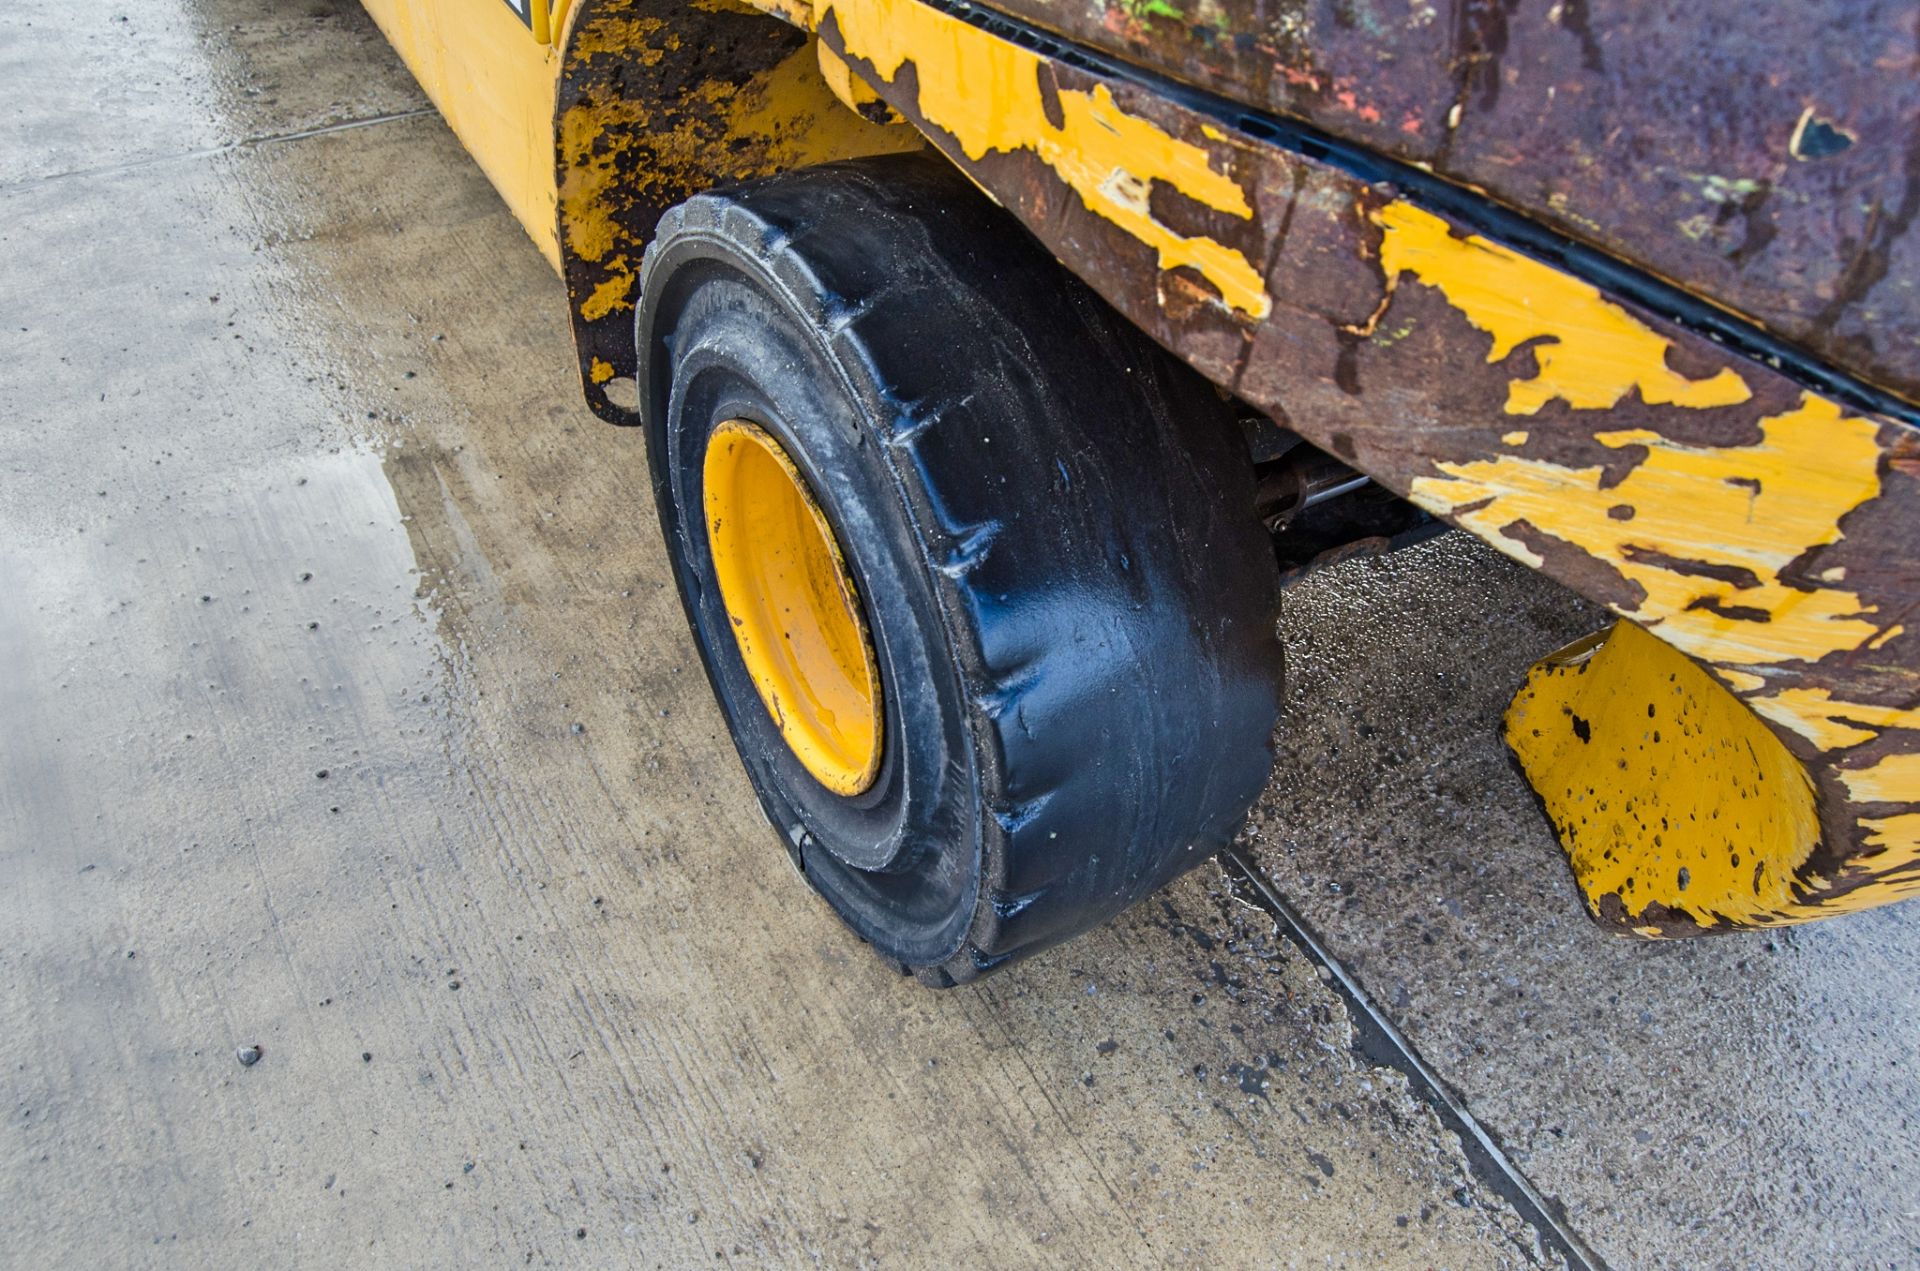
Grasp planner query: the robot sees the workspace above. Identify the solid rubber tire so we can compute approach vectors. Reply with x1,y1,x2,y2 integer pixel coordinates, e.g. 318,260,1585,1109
637,153,1282,985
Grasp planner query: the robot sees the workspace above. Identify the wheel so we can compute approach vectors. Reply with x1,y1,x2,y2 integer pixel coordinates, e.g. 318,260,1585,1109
636,153,1282,985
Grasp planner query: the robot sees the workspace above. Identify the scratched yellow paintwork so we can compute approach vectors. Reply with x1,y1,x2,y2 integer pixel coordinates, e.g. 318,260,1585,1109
1863,814,1920,859
1507,621,1821,927
1512,621,1920,927
1409,395,1888,668
1746,687,1920,751
558,33,918,323
1375,203,1751,415
815,0,1271,318
1388,233,1920,924
362,0,1918,931
801,0,1916,925
1376,194,1920,927
1841,753,1920,803
816,43,885,112
557,80,669,321
568,13,679,58
1408,378,1917,923
1816,821,1920,914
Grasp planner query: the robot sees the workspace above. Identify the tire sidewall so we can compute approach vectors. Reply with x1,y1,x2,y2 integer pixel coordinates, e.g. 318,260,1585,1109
652,257,987,967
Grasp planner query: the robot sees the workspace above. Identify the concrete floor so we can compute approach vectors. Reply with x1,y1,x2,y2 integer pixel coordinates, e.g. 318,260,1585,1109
1252,545,1920,1271
0,3,1914,1268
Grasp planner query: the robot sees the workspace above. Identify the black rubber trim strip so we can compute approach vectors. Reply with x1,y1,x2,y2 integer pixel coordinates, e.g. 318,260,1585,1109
1219,847,1609,1271
920,0,1920,429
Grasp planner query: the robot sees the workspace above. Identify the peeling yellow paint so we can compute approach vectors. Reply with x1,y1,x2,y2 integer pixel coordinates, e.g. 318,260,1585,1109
558,94,650,266
819,0,1271,318
1412,394,1887,668
1822,812,1920,914
1792,837,1920,916
364,0,1920,934
580,266,636,322
1747,687,1920,751
1841,754,1920,804
1507,621,1820,929
1863,814,1920,857
568,14,675,60
1376,202,1751,415
558,35,918,320
817,42,883,113
1436,342,1918,925
1511,622,1920,927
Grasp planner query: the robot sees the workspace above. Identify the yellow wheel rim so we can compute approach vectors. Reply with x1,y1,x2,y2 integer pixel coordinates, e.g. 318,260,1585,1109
703,420,883,796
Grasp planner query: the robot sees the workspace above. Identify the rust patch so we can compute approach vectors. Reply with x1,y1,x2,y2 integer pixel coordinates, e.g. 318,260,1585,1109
811,0,1920,932
554,0,920,422
977,0,1920,405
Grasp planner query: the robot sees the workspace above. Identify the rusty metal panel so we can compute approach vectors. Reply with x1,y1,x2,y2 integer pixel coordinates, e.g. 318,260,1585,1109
553,0,920,421
976,0,1920,406
812,0,1920,930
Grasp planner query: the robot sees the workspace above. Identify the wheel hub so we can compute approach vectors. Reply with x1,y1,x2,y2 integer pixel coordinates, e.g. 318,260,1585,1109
702,419,883,797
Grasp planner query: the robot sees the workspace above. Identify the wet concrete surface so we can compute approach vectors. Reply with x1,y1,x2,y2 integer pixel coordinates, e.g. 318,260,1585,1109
0,3,1913,1268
